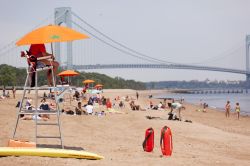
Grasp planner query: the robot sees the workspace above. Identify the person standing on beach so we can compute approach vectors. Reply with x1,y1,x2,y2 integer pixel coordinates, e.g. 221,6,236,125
12,86,16,99
235,102,240,120
171,102,185,121
225,101,231,118
2,86,6,96
136,91,139,100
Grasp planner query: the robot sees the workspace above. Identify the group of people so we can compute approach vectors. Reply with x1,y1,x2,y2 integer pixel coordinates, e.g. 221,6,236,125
62,92,126,116
149,99,185,121
1,86,16,99
21,98,52,121
225,101,240,120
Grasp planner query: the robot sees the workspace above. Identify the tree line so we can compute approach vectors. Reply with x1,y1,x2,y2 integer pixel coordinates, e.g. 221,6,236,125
0,64,146,90
146,80,248,89
1,64,247,90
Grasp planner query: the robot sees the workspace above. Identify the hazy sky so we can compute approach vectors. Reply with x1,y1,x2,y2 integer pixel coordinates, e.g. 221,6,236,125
1,0,250,82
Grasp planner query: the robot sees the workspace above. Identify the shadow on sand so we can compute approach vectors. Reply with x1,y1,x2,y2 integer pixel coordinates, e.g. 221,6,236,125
37,144,84,150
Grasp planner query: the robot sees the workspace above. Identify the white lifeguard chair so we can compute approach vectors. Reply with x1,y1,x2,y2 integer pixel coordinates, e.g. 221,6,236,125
12,53,64,148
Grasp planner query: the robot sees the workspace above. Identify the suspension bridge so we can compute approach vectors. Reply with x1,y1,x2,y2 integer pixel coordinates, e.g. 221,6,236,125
0,7,250,84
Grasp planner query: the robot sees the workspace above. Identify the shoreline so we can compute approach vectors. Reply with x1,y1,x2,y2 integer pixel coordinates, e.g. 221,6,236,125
153,91,250,116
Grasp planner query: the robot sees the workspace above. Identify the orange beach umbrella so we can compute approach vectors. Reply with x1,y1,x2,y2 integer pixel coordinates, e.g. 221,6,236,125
16,24,89,46
83,79,95,84
58,70,79,77
94,84,103,87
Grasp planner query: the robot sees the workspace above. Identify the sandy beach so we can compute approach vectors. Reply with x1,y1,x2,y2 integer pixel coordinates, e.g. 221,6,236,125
0,89,250,166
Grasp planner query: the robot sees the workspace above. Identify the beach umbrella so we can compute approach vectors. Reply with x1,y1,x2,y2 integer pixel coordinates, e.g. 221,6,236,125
94,84,103,90
94,84,103,87
16,24,89,46
83,79,95,84
82,80,95,93
58,70,79,77
58,70,79,85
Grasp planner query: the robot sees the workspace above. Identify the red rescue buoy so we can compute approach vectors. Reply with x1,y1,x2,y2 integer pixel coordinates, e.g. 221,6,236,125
142,127,154,152
160,126,173,156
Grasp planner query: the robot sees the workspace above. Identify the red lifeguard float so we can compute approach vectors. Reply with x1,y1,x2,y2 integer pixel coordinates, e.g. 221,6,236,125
142,128,154,152
160,126,173,156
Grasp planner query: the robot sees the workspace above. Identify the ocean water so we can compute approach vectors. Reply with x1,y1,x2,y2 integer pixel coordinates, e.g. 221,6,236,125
155,92,250,115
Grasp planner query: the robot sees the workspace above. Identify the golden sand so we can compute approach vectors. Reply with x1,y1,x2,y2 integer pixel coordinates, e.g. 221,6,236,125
0,89,249,166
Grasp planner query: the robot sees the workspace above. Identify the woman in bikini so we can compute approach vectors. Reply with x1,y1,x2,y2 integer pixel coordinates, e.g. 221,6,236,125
235,102,240,120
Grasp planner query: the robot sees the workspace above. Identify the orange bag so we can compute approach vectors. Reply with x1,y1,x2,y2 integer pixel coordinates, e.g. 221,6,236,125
160,126,173,156
8,139,36,148
142,128,154,152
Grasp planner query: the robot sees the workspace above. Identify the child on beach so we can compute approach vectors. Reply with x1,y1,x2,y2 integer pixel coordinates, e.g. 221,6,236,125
235,102,240,120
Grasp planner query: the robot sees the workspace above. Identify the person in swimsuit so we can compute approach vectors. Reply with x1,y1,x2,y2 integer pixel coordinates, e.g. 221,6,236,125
225,101,231,118
235,102,240,120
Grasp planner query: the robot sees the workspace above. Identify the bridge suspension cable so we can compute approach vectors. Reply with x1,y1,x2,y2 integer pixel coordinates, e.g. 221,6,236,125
72,12,242,67
71,20,169,64
71,12,179,65
187,41,244,65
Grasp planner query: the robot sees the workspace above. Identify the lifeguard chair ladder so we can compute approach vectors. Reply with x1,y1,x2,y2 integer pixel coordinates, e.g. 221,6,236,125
12,55,64,148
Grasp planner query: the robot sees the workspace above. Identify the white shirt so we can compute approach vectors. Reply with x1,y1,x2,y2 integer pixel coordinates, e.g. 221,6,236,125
158,103,163,108
86,105,93,114
172,102,182,109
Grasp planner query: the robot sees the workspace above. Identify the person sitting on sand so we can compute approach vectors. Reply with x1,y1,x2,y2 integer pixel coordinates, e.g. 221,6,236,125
100,96,106,105
158,102,163,110
168,112,179,120
73,90,80,101
39,98,50,110
203,103,208,112
25,98,32,110
106,98,112,110
21,114,49,121
119,101,125,109
62,109,75,115
75,102,87,115
39,98,50,119
85,103,94,115
129,101,140,111
125,95,129,102
6,91,10,98
149,100,153,109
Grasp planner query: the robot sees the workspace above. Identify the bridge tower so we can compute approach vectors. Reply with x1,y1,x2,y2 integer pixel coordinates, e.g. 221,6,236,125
246,35,250,87
54,7,73,69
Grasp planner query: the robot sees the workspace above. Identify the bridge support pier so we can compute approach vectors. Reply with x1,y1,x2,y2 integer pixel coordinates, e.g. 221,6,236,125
246,35,250,88
246,74,250,88
54,7,73,69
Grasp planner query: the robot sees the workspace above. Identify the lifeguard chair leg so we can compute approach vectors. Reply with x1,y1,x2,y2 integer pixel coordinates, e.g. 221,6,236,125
12,71,30,138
